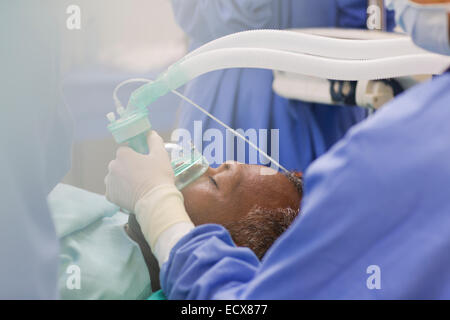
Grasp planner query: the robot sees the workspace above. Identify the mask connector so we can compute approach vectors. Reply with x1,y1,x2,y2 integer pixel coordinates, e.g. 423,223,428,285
107,109,152,155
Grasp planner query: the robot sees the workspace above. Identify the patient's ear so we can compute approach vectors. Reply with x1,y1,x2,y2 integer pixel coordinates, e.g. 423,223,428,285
126,214,161,292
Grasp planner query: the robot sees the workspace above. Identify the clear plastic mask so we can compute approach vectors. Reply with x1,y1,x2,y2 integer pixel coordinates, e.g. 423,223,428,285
165,143,209,190
107,109,209,190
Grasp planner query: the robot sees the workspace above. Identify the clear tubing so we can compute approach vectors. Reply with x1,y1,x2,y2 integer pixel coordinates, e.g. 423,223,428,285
182,29,429,61
113,78,288,173
113,78,154,110
169,89,289,173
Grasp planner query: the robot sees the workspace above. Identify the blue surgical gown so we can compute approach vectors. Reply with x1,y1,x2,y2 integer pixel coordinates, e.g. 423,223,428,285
0,2,73,299
171,0,395,171
161,71,450,299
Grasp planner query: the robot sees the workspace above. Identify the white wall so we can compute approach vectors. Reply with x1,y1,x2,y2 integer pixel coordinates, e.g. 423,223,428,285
61,0,187,73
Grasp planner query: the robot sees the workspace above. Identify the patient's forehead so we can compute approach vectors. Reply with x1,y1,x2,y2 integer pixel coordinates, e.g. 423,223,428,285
227,161,279,176
244,164,279,176
237,164,300,211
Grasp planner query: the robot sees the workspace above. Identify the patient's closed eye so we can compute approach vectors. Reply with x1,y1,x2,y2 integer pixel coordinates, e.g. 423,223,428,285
209,176,219,189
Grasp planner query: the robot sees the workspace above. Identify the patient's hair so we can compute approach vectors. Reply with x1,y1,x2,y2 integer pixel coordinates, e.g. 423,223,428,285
283,171,303,197
223,170,303,259
223,206,298,259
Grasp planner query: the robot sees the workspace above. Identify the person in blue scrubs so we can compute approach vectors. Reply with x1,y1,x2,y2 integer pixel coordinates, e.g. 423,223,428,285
171,0,395,171
161,69,450,299
161,65,450,298
104,0,450,299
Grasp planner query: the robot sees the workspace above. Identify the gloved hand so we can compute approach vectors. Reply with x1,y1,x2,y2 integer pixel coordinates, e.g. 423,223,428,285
105,131,194,251
105,130,174,213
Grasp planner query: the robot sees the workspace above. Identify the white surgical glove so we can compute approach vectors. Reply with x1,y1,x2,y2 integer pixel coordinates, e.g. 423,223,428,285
105,131,194,252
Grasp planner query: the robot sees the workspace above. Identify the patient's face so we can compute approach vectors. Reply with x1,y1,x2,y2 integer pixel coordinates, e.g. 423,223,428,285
181,162,301,226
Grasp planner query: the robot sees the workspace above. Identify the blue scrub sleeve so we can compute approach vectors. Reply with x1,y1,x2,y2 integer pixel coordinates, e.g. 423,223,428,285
161,224,260,300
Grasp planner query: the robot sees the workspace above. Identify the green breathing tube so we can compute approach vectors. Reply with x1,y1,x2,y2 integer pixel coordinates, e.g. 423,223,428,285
107,63,187,154
106,64,208,191
126,63,187,111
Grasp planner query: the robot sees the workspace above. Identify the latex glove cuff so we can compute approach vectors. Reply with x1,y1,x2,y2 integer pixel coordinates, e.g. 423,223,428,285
135,184,193,250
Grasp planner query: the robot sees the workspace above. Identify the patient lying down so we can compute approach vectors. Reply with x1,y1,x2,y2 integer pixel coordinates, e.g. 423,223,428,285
125,161,303,292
